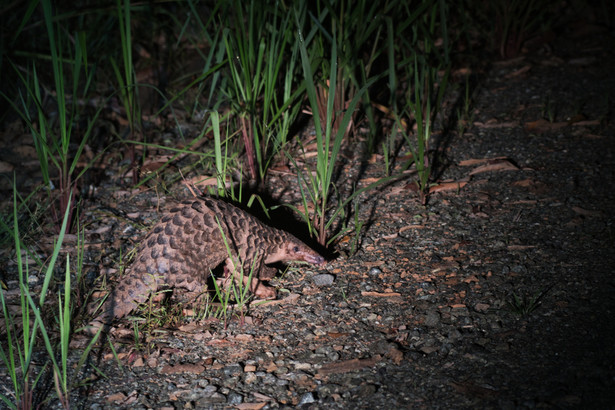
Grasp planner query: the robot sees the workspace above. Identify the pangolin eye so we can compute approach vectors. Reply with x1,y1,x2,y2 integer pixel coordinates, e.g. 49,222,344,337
293,246,300,252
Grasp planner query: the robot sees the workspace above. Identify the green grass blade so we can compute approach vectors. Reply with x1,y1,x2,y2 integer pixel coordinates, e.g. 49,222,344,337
39,191,71,306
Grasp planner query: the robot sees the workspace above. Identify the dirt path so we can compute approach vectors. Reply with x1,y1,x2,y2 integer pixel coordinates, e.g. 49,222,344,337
66,24,615,409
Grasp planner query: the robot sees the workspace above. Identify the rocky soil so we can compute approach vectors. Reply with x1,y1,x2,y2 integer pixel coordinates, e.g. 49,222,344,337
1,15,614,410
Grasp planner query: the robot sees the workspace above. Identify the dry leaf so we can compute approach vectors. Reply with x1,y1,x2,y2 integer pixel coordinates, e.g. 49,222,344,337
252,392,275,402
571,206,603,218
453,67,472,76
469,159,519,175
328,332,350,339
473,121,518,129
269,164,292,173
573,119,600,126
160,363,205,374
234,334,254,342
399,225,425,234
512,178,533,187
507,245,536,250
236,403,268,410
0,161,14,172
504,64,531,78
177,323,201,332
524,119,568,133
451,381,500,398
361,291,402,298
458,156,510,166
450,303,466,309
106,392,128,403
429,180,468,193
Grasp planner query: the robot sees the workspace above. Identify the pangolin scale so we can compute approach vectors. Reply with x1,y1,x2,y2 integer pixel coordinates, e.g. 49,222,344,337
90,197,324,327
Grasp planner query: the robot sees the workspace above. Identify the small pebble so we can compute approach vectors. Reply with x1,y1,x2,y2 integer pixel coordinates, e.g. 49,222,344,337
227,392,243,405
312,273,335,287
369,267,382,275
299,392,316,405
424,310,440,327
223,364,242,377
244,372,257,384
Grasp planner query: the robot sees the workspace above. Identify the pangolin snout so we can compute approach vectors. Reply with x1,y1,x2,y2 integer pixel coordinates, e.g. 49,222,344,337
305,254,325,265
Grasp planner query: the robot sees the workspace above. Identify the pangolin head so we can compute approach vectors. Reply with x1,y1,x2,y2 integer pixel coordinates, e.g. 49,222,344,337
265,236,325,265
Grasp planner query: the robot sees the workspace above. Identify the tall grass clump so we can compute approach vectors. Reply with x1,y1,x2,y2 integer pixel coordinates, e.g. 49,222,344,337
160,0,227,118
293,2,391,246
220,0,305,184
110,0,142,184
1,0,101,233
305,0,393,146
0,182,100,409
388,0,451,204
467,0,554,58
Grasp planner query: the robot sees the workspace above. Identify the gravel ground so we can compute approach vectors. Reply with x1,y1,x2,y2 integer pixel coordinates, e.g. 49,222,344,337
1,16,614,410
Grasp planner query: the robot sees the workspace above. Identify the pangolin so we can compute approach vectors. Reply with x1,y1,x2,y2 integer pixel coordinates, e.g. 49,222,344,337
89,197,324,328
